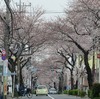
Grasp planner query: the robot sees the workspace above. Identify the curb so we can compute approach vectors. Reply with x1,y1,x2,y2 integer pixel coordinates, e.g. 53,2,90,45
7,96,24,99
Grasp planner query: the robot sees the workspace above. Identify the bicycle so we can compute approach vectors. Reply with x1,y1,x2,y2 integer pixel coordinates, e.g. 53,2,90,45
23,88,33,99
19,87,33,99
26,88,33,99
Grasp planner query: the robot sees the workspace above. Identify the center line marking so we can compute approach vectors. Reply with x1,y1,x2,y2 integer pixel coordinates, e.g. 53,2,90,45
48,94,55,99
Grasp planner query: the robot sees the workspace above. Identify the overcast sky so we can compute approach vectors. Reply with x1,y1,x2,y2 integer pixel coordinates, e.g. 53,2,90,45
14,0,73,19
17,0,71,10
0,0,73,20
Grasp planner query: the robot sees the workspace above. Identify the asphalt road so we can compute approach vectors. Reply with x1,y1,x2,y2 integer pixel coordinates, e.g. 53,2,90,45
18,94,89,99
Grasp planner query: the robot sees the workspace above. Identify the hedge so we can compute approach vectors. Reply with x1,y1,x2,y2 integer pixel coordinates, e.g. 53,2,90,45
92,83,100,98
63,89,86,97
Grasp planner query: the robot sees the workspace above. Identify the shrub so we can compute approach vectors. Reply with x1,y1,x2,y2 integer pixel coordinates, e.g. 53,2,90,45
68,89,79,96
63,90,69,94
79,90,86,97
92,97,100,99
92,83,100,98
65,89,86,97
72,89,78,96
68,90,73,95
88,90,92,98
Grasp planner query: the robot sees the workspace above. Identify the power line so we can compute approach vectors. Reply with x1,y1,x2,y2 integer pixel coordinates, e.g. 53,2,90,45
11,0,18,10
44,11,65,14
11,0,65,14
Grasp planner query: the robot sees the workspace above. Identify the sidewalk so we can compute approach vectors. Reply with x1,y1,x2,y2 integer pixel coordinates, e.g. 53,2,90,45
65,94,90,99
81,95,90,99
7,95,25,99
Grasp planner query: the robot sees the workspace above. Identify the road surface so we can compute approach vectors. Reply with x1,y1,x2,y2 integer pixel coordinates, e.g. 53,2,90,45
15,94,89,99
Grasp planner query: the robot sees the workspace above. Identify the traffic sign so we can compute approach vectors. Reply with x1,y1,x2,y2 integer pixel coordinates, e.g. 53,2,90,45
1,49,6,60
0,72,17,76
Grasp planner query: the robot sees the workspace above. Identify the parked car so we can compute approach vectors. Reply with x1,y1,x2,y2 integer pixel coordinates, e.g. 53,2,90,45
49,88,57,94
36,85,48,96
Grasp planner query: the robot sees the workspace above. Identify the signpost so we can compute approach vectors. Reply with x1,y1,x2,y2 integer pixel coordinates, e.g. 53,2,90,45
0,48,17,98
1,49,8,96
1,49,6,60
0,57,3,97
0,49,8,97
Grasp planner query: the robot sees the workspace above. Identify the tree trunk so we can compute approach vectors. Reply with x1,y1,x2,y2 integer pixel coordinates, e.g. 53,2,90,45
70,71,74,89
75,80,78,89
84,52,93,89
58,76,62,93
11,75,14,93
54,82,57,90
20,68,24,86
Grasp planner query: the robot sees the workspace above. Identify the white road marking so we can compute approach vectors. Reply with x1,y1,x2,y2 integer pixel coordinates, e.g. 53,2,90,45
48,94,55,99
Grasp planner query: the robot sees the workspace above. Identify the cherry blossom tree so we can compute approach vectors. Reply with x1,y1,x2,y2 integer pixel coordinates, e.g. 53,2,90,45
44,0,100,89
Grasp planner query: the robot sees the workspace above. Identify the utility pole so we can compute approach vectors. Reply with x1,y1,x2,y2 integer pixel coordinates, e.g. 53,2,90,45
15,0,31,90
3,0,10,99
4,0,10,55
16,0,31,15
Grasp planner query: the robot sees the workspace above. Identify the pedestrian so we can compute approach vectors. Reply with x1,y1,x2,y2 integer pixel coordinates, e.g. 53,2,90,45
7,85,9,94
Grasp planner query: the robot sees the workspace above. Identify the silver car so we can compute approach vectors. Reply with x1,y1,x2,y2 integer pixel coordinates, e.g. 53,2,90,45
49,88,57,94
